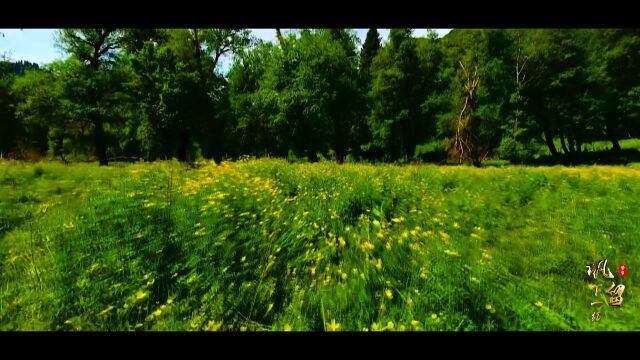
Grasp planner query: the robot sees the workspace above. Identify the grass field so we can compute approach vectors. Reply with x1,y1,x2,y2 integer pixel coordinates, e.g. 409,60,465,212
1,158,639,331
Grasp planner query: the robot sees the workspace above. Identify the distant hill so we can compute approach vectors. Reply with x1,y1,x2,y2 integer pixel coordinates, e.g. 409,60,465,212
12,60,40,75
0,60,40,76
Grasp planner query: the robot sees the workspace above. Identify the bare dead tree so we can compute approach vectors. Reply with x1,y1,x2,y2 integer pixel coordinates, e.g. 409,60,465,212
449,60,482,167
514,46,528,143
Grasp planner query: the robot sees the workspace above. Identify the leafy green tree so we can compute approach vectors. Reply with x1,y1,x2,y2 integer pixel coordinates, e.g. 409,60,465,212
123,29,250,162
56,29,124,165
359,29,381,90
11,65,63,157
242,30,360,162
0,61,17,156
595,29,640,153
368,29,428,161
518,30,592,163
353,29,380,159
228,40,280,156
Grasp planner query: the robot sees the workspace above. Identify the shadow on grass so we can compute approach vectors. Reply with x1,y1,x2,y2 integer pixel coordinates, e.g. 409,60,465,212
411,148,640,168
528,148,640,166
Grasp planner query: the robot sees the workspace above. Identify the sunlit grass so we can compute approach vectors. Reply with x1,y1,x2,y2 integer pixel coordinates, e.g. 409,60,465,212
1,158,639,330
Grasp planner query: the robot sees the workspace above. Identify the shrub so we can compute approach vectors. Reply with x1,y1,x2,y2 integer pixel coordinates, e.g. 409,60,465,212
414,140,447,163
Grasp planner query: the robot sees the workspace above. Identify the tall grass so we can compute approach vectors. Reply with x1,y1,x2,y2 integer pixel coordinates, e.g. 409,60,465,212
1,159,639,331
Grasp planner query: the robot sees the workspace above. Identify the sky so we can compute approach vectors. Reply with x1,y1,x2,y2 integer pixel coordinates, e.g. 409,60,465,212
0,29,452,72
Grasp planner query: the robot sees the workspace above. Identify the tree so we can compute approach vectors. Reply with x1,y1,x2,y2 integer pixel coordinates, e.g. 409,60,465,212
450,60,483,166
8,28,640,166
56,29,124,165
596,30,640,152
241,30,360,163
353,29,381,159
11,65,63,157
228,40,280,156
0,61,17,156
368,29,428,161
521,30,591,164
359,29,381,90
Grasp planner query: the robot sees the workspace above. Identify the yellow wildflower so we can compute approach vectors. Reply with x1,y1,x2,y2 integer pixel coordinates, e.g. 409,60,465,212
327,319,340,332
444,249,460,257
406,297,414,307
136,291,148,301
376,258,383,270
284,324,292,332
486,304,496,314
361,241,375,252
385,289,393,300
338,237,346,247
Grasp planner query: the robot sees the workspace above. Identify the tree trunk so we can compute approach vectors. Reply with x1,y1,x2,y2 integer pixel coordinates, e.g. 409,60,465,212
543,127,558,157
567,133,576,154
559,131,572,165
178,130,190,162
276,29,285,48
308,150,318,162
94,120,108,166
574,136,582,162
606,123,622,154
559,131,569,155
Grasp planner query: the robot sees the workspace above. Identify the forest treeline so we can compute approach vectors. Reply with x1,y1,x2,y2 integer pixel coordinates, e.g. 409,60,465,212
1,29,639,166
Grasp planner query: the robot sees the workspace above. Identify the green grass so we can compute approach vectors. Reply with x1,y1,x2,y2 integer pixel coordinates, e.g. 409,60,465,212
1,159,639,331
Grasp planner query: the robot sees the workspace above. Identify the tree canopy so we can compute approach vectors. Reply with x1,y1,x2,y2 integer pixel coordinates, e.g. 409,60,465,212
3,28,640,165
